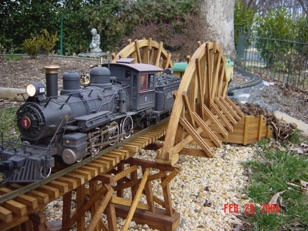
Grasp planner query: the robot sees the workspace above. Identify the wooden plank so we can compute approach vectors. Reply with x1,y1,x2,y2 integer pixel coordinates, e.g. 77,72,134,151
214,97,237,125
57,176,79,190
47,181,69,194
243,116,250,145
73,169,92,181
193,112,221,147
76,185,86,231
0,188,38,210
123,158,179,171
168,126,203,157
161,169,179,188
122,168,150,231
195,58,205,120
0,205,13,222
258,115,264,141
106,203,117,231
93,159,110,170
99,156,117,166
182,92,195,127
62,184,108,231
154,42,163,67
143,39,150,63
0,216,28,231
87,186,114,231
104,153,121,163
62,191,72,229
179,147,208,157
203,105,228,138
65,173,86,185
122,144,140,153
111,197,148,210
134,40,141,63
211,51,222,99
112,165,138,183
26,190,49,205
210,102,233,132
87,162,105,173
219,97,241,121
80,165,99,177
38,185,59,200
162,177,173,216
179,118,213,158
225,97,244,118
2,200,27,216
114,205,180,231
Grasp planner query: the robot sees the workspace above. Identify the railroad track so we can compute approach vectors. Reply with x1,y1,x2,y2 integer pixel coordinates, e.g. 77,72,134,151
0,119,169,229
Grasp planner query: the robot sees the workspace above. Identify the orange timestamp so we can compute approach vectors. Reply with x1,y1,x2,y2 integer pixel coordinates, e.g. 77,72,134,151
224,203,281,215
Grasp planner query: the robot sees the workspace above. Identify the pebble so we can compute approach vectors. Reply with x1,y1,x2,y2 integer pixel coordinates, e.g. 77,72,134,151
43,144,257,231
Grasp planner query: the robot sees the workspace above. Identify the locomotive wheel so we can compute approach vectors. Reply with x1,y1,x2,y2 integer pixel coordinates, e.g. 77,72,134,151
121,116,133,139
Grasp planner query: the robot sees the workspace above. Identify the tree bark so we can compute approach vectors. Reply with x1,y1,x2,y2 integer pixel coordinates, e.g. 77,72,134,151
200,0,236,58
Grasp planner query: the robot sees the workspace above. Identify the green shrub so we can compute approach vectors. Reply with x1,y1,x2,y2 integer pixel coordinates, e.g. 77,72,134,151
40,29,58,54
23,35,41,58
23,29,58,58
253,7,307,68
234,0,256,47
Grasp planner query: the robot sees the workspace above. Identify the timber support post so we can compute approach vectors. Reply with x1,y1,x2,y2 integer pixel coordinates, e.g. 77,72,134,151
59,158,180,231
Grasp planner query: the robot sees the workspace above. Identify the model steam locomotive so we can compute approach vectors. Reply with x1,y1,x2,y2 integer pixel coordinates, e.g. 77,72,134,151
0,58,180,183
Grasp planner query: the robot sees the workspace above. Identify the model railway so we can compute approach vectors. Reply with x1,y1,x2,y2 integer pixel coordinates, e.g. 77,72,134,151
0,58,180,184
0,38,273,231
0,119,168,228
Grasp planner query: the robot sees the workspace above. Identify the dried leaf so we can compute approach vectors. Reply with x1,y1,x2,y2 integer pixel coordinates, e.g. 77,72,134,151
269,190,286,204
300,180,308,187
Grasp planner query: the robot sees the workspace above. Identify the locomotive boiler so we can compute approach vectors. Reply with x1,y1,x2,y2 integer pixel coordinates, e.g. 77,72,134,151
0,58,180,183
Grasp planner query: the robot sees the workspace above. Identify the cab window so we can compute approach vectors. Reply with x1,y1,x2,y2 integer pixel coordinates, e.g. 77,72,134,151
148,74,155,90
139,74,148,92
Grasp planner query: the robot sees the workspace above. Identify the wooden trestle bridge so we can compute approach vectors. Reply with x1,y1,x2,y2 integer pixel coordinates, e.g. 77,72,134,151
0,38,272,231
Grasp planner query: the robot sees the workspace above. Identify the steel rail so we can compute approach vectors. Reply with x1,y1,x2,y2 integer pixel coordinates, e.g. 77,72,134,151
228,68,263,91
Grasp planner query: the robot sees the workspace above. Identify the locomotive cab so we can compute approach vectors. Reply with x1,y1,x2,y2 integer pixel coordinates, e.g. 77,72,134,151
103,59,163,112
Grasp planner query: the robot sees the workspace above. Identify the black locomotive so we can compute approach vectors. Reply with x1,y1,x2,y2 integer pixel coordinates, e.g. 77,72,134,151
0,58,180,183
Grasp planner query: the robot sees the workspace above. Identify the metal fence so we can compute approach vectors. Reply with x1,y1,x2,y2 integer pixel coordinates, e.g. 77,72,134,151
236,35,308,91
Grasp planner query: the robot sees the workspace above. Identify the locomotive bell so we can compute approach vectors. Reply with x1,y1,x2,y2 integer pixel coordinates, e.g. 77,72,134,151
89,67,111,87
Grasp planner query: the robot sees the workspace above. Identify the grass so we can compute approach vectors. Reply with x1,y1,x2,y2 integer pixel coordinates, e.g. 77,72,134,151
5,54,23,61
243,137,308,230
0,107,19,141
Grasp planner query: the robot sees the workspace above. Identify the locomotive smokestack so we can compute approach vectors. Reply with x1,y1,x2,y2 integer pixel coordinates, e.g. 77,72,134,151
44,65,60,97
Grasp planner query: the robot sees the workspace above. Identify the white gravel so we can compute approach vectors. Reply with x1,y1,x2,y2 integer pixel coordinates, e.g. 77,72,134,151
44,144,258,231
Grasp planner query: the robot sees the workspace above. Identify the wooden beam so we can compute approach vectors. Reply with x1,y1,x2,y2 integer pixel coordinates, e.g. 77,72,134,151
202,104,228,138
192,112,221,147
62,184,108,231
115,205,180,231
87,185,114,231
179,118,213,158
122,168,150,231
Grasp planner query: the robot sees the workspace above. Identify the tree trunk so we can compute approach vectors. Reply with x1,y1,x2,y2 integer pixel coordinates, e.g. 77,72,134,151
200,0,235,58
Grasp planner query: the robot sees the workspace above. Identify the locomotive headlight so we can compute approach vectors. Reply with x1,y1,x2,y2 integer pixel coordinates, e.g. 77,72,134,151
26,82,46,97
